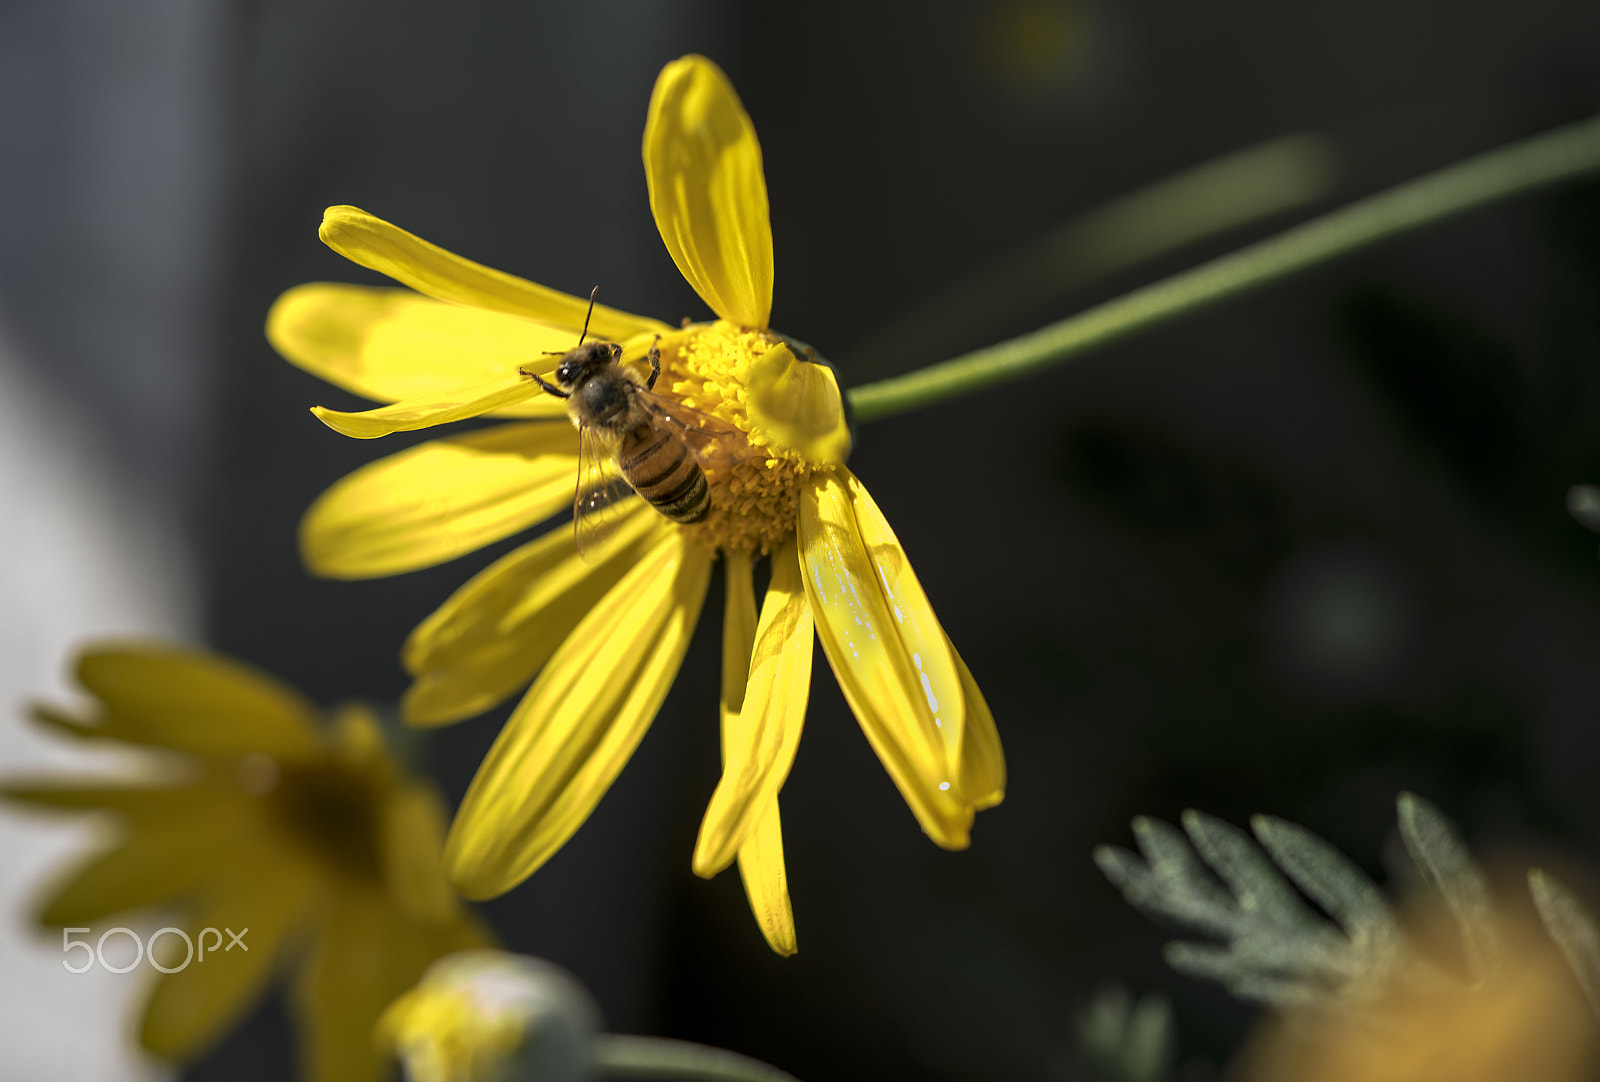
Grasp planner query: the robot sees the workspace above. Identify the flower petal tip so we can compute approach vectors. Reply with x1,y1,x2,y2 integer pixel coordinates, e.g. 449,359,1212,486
397,689,464,730
308,404,383,439
317,204,365,244
262,283,311,354
442,855,511,904
970,788,1005,812
690,839,736,881
926,816,974,852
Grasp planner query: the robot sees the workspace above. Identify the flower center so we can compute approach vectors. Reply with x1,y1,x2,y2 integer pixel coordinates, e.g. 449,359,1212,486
656,321,821,555
268,759,385,883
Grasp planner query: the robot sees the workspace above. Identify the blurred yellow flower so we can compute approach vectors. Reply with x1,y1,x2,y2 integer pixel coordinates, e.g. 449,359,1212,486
268,54,1004,955
3,643,486,1082
1235,904,1600,1082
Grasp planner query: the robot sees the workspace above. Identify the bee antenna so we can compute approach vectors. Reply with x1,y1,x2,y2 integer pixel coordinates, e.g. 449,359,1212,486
578,285,598,346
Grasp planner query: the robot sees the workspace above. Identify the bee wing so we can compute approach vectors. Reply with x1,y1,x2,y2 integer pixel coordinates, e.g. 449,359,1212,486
574,423,638,560
638,393,752,473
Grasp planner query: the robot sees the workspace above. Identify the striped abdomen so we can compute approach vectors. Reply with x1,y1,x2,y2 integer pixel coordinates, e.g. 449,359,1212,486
618,424,709,524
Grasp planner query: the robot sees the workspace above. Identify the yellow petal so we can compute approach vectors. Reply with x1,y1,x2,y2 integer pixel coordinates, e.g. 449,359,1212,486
799,471,973,848
75,644,323,759
847,473,966,773
140,845,318,1060
268,284,576,418
3,781,210,817
745,344,851,464
693,554,802,956
311,377,543,439
36,800,246,925
381,780,459,925
318,206,670,341
300,422,578,580
445,534,713,898
327,701,387,764
402,509,662,725
291,888,486,1082
643,56,774,328
26,704,103,742
694,538,812,877
737,799,797,956
718,549,759,718
949,637,1005,810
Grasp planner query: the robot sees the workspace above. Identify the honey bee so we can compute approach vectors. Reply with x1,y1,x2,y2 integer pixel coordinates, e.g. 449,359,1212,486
522,288,742,555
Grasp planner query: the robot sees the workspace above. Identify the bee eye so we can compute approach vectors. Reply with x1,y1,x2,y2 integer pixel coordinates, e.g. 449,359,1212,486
610,344,623,360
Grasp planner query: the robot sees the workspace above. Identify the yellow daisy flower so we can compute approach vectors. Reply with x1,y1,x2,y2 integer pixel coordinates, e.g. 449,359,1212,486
268,55,1005,955
3,643,486,1082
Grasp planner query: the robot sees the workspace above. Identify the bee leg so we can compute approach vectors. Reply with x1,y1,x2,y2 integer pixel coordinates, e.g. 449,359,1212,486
521,368,570,398
645,335,662,391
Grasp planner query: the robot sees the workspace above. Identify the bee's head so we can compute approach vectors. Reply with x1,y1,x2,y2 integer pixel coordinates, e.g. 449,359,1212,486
554,341,623,387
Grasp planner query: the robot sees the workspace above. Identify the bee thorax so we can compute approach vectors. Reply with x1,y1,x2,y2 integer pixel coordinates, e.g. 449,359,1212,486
571,373,635,429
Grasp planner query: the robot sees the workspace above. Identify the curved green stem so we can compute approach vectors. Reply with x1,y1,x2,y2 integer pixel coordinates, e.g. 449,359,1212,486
845,114,1600,424
594,1035,801,1082
839,132,1338,378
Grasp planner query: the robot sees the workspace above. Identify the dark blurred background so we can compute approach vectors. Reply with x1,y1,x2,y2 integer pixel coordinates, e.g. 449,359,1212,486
7,0,1600,1079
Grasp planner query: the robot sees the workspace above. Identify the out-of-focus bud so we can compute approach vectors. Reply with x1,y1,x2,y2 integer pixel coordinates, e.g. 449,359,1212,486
1233,901,1600,1082
379,951,600,1082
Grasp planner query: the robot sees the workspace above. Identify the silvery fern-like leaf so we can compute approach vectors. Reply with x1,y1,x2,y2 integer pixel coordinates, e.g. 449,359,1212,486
1161,942,1330,1008
1075,985,1174,1082
1091,796,1499,1011
1103,794,1600,1038
1182,811,1322,932
1095,816,1239,939
1249,814,1404,968
1529,869,1600,1017
1398,791,1499,982
1095,810,1392,1010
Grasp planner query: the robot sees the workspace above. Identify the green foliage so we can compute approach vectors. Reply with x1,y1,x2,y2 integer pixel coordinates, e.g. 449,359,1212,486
1396,792,1499,982
847,117,1600,423
1093,793,1600,1014
1073,986,1174,1082
1095,807,1408,1008
1530,869,1600,1016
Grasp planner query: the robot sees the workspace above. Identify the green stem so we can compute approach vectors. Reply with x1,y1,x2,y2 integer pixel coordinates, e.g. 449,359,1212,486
838,132,1338,378
594,1035,801,1082
845,114,1600,424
